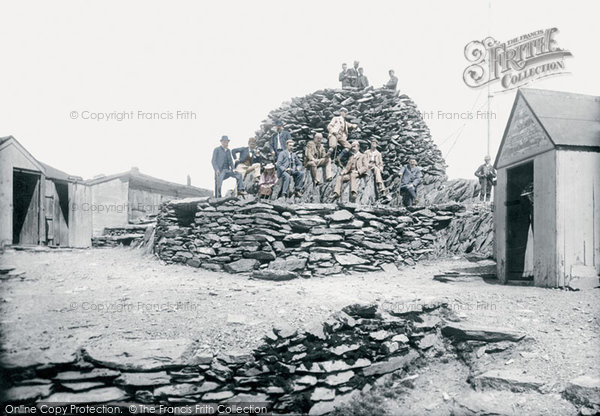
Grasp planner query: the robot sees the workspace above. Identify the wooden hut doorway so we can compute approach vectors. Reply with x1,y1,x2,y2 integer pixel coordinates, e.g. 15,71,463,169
12,169,41,244
505,161,534,281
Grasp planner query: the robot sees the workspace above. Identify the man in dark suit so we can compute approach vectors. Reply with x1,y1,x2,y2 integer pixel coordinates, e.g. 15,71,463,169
232,137,261,181
400,157,421,206
270,120,292,161
211,136,246,198
276,139,304,197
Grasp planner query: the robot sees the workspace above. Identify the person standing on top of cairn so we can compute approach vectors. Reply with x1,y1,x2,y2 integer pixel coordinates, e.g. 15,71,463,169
364,139,386,195
258,163,278,199
384,69,398,90
304,133,333,185
400,157,421,207
232,137,261,182
357,67,369,89
327,107,360,166
270,120,292,161
211,136,246,198
475,155,497,202
347,60,360,88
332,141,368,202
276,139,305,198
339,63,351,89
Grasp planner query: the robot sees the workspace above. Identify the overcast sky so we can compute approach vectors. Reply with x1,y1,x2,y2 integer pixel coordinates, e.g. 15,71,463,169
1,0,598,190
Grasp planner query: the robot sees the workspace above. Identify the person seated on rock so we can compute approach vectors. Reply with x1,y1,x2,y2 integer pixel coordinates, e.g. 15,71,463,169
276,140,304,198
332,141,368,202
304,133,333,185
258,163,278,199
357,67,369,89
232,137,261,182
400,157,422,207
384,69,398,90
364,139,386,195
327,107,359,166
270,120,292,161
211,135,246,198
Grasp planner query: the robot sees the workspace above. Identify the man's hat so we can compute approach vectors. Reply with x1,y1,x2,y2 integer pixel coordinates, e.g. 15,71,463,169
220,135,230,142
286,139,295,145
484,155,491,161
248,137,257,143
264,163,275,170
351,140,360,147
340,107,348,113
371,138,379,144
275,120,284,126
353,60,359,65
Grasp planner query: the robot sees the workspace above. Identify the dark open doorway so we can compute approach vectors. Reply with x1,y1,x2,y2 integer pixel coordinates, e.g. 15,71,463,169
13,169,41,244
505,161,534,281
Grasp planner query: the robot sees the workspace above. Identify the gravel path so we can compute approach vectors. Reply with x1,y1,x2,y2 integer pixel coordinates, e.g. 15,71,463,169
0,247,598,391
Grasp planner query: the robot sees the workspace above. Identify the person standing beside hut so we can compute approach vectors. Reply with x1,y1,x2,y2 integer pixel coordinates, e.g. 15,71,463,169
474,155,497,202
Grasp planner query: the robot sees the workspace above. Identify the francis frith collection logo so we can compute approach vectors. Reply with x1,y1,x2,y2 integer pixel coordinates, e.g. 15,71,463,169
463,28,572,91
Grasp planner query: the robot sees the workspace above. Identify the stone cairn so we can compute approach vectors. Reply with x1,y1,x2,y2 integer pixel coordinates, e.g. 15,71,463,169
153,196,492,276
251,87,446,205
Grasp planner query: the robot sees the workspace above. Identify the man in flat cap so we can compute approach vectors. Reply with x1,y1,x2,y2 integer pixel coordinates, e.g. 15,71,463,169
211,136,246,198
270,120,292,161
233,137,262,182
474,155,496,202
332,140,367,202
364,139,386,195
327,107,359,165
400,157,421,207
304,133,333,185
276,139,304,197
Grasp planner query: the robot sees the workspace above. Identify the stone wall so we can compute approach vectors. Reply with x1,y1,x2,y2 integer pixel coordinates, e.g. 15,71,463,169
0,302,452,415
153,196,492,277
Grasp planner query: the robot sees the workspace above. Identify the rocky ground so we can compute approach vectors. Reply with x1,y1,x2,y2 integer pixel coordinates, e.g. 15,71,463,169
0,248,598,414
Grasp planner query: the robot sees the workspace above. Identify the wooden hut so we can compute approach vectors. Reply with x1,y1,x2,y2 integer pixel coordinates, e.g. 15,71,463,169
0,136,92,247
494,88,600,287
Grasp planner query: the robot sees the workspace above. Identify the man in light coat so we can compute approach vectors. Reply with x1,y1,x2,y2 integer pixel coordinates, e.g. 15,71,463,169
364,139,386,195
332,141,367,201
304,133,333,185
327,107,359,165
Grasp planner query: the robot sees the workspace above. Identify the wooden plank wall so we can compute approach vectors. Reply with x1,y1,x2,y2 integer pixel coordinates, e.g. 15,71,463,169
556,150,600,286
533,151,557,286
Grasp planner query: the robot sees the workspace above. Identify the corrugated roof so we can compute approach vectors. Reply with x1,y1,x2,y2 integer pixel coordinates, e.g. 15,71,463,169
520,88,600,148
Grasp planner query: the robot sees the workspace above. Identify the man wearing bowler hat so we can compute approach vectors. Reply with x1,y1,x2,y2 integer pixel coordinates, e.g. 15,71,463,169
270,120,292,161
211,136,246,198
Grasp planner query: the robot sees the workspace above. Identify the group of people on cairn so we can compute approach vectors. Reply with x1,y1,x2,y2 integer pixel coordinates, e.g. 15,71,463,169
338,60,398,91
211,109,423,206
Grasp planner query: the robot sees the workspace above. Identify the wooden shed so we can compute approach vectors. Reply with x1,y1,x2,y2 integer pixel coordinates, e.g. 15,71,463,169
85,168,211,237
494,88,600,287
0,136,92,247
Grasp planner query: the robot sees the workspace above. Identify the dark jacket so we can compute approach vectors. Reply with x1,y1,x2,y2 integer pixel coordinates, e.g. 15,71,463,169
270,130,292,153
232,146,260,167
211,146,234,172
401,165,421,187
475,163,496,181
276,149,302,175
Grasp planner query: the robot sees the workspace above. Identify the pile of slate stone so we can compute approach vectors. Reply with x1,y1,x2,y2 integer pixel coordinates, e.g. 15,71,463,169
253,87,446,194
434,206,493,257
152,196,489,277
0,302,451,415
